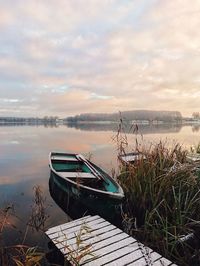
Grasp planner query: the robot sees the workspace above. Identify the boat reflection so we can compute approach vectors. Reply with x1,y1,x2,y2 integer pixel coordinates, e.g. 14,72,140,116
49,172,123,227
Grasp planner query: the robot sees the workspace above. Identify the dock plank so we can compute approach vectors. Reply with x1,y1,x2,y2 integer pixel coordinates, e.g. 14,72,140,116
87,232,130,253
82,244,140,265
47,216,105,239
58,227,122,252
46,215,93,234
153,257,175,266
59,228,125,255
58,223,117,243
45,215,177,266
125,250,162,266
81,237,137,265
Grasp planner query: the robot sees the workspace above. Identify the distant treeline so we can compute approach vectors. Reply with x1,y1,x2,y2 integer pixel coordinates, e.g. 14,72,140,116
65,110,182,123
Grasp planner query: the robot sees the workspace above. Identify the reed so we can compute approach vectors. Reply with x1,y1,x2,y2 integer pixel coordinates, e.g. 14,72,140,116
12,246,44,266
28,185,49,231
55,222,97,265
0,186,47,265
117,132,200,265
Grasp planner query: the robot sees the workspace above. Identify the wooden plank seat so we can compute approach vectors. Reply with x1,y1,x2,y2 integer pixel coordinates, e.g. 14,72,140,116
51,155,78,161
59,172,97,179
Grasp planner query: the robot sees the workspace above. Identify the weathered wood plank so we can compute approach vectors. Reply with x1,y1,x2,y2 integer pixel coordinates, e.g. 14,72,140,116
56,223,116,244
59,172,96,179
81,237,137,265
82,244,140,265
48,216,106,240
57,228,122,255
153,257,175,266
45,215,177,266
46,215,100,235
52,223,120,252
99,249,142,266
60,227,125,255
126,251,162,266
88,232,131,253
46,215,92,235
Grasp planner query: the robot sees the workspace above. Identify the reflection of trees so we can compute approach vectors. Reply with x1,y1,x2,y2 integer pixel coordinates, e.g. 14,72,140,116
192,125,200,132
43,123,59,128
0,122,59,128
65,122,182,135
0,116,60,127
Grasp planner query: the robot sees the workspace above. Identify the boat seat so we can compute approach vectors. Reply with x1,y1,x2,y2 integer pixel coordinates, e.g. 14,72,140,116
51,156,78,161
59,172,97,179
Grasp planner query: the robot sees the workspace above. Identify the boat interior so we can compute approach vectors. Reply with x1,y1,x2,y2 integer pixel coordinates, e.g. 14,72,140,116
51,154,105,187
51,153,119,193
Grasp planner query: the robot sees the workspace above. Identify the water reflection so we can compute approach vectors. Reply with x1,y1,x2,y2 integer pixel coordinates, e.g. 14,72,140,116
0,123,199,251
49,172,122,227
0,122,59,128
192,125,200,132
65,122,183,134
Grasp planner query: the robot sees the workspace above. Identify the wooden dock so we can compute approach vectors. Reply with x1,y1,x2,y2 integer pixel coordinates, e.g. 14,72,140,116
45,215,177,265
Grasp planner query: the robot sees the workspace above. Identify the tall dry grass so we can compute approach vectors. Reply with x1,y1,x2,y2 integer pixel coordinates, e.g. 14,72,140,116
55,222,97,266
116,123,200,265
0,185,47,266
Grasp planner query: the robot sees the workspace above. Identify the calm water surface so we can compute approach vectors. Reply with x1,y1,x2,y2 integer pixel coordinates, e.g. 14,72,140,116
0,123,200,251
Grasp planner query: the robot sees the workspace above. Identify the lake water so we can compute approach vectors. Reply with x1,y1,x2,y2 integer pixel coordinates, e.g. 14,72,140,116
0,123,200,257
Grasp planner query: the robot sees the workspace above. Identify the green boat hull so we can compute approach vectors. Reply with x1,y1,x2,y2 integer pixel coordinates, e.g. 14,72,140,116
49,172,123,226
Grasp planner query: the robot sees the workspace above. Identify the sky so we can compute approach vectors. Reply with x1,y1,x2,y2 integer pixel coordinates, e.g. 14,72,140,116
0,0,200,118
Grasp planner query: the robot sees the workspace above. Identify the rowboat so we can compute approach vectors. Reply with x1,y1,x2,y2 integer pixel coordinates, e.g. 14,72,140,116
119,152,146,164
49,174,123,227
186,153,200,163
49,152,124,202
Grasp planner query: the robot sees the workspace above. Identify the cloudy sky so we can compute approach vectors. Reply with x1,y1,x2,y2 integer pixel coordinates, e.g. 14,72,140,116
0,0,200,117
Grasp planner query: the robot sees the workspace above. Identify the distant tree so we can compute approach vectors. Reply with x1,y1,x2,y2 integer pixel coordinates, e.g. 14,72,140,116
192,112,200,119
